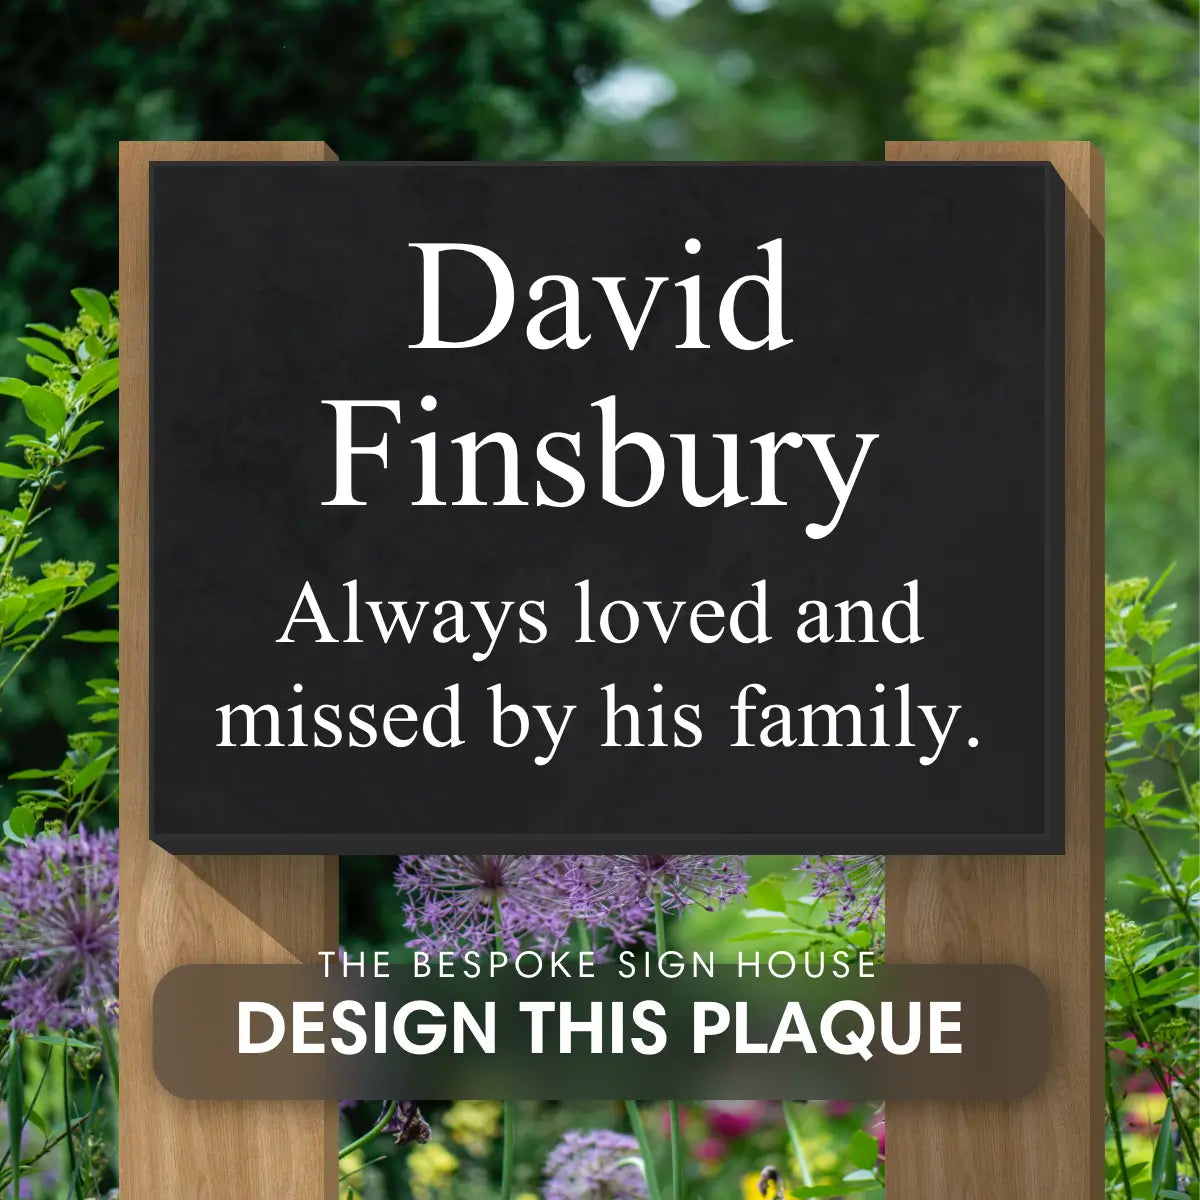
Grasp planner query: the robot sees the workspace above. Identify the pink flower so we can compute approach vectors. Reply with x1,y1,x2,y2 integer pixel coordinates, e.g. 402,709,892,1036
1124,1069,1164,1096
706,1101,768,1140
693,1137,727,1163
866,1110,886,1158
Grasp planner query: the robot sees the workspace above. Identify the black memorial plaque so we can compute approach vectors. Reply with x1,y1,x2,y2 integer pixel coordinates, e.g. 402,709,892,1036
149,162,1063,853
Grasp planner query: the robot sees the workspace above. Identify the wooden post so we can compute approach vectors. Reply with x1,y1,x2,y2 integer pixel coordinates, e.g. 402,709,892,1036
119,141,340,1200
885,142,1105,1197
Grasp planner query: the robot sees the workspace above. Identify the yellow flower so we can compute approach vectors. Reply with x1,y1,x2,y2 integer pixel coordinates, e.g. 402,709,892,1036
444,1099,503,1156
408,1141,460,1200
789,1131,839,1182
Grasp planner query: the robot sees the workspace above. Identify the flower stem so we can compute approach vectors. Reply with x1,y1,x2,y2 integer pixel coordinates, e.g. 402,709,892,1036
95,1008,119,1100
625,1100,664,1200
0,618,57,698
0,480,42,589
652,892,685,1200
338,1101,397,1161
668,1100,683,1200
1104,1054,1132,1198
781,1100,814,1187
576,919,592,954
491,898,516,1200
1128,810,1199,938
499,1099,516,1200
653,891,668,956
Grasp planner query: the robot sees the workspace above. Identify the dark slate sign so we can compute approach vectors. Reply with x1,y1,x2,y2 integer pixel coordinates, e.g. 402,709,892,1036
149,162,1063,854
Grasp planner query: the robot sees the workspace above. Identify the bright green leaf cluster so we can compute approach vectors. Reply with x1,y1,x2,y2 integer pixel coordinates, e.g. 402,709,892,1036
1102,571,1198,1196
0,292,120,847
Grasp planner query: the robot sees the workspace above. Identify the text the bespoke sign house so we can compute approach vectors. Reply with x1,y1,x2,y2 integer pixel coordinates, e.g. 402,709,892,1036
149,162,1064,853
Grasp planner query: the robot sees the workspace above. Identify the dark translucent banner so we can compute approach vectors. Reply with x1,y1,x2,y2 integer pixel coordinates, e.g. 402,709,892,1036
155,962,1047,1101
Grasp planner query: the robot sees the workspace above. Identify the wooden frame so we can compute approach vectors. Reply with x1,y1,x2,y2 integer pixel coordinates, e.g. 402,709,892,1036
119,141,340,1200
119,140,1103,1198
885,141,1105,1198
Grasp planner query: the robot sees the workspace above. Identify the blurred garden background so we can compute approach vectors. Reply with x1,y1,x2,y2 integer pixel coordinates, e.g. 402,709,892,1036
0,2,1196,1197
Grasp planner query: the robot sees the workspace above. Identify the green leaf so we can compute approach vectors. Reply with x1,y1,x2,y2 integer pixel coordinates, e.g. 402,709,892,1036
65,419,104,454
1150,1102,1174,1193
790,1186,882,1198
7,1031,24,1192
24,324,62,341
25,1034,93,1051
0,462,31,479
26,576,71,597
1154,643,1199,678
0,378,28,399
23,1106,48,1141
76,572,119,604
77,358,119,395
71,750,114,793
71,287,112,325
0,596,27,626
1144,564,1175,603
64,628,119,643
727,929,794,941
747,879,789,913
20,387,66,436
847,1129,880,1171
24,355,61,380
6,807,36,840
89,378,119,404
1105,646,1143,670
18,337,70,364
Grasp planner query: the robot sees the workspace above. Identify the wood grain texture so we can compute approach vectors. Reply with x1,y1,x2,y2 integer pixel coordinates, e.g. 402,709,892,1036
885,142,1105,1198
119,141,339,1200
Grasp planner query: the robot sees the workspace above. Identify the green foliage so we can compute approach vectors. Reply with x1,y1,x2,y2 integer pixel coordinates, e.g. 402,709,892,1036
0,0,619,763
569,0,1198,648
1103,573,1199,1197
0,294,119,839
0,0,618,358
0,292,120,1200
842,0,1199,623
562,0,918,160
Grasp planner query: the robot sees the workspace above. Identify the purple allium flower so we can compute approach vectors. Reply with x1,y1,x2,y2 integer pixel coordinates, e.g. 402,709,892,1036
594,855,749,917
382,1099,431,1146
560,858,654,956
394,855,575,955
798,855,884,931
0,828,118,1032
544,1129,648,1200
